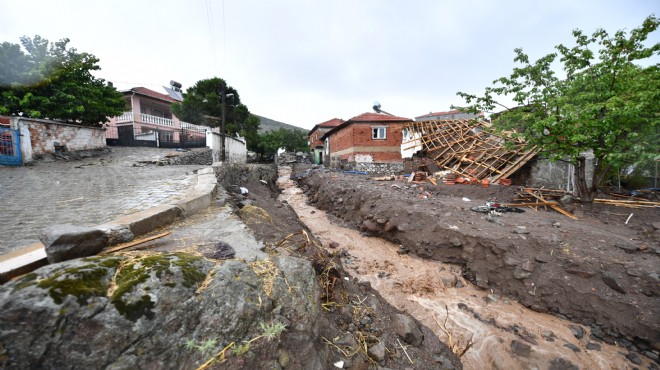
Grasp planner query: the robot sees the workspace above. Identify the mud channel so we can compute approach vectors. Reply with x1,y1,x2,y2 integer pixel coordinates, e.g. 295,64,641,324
277,166,652,370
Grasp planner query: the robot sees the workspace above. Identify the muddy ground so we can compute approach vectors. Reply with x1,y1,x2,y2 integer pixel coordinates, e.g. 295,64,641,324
217,163,463,369
291,165,659,365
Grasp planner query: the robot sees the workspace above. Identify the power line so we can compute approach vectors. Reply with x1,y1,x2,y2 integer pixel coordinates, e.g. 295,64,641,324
204,0,218,72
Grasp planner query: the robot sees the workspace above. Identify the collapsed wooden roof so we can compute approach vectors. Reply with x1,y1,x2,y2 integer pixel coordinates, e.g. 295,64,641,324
402,119,537,181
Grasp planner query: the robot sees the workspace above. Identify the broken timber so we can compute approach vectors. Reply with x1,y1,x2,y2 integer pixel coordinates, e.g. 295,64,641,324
402,119,538,181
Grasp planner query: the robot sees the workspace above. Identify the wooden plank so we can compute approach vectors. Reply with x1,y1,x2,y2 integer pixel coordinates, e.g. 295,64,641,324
101,232,171,254
525,190,578,219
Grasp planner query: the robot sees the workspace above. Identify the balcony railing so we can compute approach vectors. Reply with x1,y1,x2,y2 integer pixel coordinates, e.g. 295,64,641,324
181,121,210,133
141,113,174,127
116,112,134,123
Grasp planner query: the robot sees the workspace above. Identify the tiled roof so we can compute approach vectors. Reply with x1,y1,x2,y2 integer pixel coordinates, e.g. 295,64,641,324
318,118,345,127
349,112,411,122
320,112,411,140
129,87,178,103
308,118,345,135
416,109,461,118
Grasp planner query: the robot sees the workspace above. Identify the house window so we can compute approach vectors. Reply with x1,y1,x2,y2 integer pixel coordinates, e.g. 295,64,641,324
372,126,386,140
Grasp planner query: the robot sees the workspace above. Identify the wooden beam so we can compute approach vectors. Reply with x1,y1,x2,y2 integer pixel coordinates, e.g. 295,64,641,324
101,232,171,254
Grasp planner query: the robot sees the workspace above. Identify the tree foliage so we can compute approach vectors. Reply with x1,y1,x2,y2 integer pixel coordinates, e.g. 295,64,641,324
171,77,260,144
253,128,309,159
0,35,125,126
455,16,660,201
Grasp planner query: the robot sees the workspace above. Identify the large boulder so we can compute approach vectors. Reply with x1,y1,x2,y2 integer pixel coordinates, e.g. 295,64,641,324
0,252,328,369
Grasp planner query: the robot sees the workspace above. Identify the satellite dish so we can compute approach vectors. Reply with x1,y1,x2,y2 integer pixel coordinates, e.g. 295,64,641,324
373,101,382,112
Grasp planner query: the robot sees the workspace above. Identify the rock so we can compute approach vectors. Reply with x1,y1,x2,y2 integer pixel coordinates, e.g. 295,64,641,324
642,350,658,361
328,241,340,249
367,341,386,363
568,325,584,339
549,357,579,370
535,255,551,263
586,342,601,351
335,333,357,348
504,256,518,267
392,314,424,346
513,267,532,280
626,352,642,365
563,343,581,353
552,222,561,228
590,325,604,338
510,340,531,357
521,260,534,272
449,237,462,247
205,241,235,260
437,270,458,288
601,271,627,294
541,330,556,341
486,294,500,303
0,253,327,370
97,224,134,245
361,220,381,232
41,224,109,263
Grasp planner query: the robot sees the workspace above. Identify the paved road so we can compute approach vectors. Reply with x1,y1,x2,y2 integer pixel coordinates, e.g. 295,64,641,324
0,147,207,255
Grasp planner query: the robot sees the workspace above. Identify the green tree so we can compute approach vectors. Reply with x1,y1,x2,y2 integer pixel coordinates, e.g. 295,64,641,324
0,35,125,126
171,77,260,143
254,128,308,159
455,16,659,202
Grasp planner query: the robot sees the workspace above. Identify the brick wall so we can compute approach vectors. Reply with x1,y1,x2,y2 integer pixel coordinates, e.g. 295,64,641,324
327,122,406,169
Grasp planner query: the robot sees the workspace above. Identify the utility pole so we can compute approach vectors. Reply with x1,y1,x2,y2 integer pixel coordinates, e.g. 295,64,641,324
219,85,234,162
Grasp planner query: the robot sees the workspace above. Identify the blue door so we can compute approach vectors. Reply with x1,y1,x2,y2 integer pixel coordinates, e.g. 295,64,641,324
0,127,22,166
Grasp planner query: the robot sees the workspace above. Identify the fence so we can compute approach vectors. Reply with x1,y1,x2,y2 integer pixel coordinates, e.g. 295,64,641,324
105,125,207,149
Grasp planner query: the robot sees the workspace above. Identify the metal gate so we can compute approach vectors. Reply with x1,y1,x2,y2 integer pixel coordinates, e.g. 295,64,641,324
0,127,22,166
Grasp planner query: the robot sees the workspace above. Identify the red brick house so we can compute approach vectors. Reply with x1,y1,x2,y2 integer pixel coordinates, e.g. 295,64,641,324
321,112,412,172
308,118,344,164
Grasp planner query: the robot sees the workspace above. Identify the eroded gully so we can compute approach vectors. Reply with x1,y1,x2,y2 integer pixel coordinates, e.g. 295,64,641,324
276,166,641,370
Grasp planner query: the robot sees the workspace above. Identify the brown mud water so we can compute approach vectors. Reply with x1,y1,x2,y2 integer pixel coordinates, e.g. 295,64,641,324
277,166,653,370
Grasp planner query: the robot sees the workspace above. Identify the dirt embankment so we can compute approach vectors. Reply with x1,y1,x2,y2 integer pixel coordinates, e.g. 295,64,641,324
294,167,659,355
222,163,463,369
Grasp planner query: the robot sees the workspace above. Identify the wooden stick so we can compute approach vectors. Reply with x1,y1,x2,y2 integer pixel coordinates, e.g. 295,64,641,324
525,190,578,220
101,232,171,254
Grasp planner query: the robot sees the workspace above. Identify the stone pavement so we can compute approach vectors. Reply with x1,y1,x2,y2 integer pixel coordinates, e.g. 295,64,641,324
0,147,207,255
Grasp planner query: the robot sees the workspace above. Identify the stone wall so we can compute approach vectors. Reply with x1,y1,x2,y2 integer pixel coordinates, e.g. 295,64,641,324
8,117,106,163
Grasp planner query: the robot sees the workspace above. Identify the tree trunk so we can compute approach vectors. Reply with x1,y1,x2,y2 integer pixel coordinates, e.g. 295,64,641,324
574,156,595,202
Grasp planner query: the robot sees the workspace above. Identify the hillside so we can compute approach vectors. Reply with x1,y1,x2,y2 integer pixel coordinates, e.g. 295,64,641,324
255,114,306,133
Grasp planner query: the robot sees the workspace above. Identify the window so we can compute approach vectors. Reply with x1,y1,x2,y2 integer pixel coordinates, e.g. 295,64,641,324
372,126,386,140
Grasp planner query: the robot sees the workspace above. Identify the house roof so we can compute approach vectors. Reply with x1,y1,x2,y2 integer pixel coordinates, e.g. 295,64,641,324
415,109,461,119
308,118,345,135
415,109,484,120
125,87,179,103
320,112,411,140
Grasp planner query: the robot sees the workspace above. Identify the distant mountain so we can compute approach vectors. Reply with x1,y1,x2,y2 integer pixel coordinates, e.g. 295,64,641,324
255,114,306,133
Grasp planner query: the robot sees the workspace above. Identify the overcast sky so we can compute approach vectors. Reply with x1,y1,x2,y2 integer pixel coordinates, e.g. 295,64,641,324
1,0,658,129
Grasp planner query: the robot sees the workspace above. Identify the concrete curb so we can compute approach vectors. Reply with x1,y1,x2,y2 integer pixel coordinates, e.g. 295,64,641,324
0,166,218,283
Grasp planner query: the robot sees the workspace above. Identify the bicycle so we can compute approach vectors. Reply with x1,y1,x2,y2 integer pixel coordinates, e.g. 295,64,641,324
470,201,525,213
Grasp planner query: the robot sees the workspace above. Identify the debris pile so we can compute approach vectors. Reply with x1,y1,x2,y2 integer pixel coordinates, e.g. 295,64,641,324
277,151,310,164
402,119,537,182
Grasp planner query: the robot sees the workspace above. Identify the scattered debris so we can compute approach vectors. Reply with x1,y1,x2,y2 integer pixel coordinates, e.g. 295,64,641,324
402,119,537,181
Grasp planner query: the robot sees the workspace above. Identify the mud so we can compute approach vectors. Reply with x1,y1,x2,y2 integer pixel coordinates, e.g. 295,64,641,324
288,165,659,368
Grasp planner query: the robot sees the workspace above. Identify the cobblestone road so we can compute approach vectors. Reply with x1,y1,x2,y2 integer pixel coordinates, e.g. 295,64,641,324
0,147,207,255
